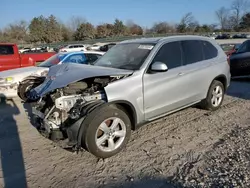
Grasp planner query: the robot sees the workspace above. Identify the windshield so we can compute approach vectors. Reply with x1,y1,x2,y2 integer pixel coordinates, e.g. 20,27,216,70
236,41,250,53
38,53,67,67
94,43,155,70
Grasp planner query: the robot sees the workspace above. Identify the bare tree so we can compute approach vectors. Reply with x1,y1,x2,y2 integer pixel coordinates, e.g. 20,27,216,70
215,7,230,30
180,12,195,26
177,12,198,32
68,16,86,32
231,0,249,28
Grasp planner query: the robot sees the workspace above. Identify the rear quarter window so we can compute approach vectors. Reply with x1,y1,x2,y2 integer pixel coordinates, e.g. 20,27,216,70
181,40,203,65
0,45,14,55
201,41,218,60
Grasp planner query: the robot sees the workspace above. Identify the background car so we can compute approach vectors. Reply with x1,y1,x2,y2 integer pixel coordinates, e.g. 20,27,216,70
0,51,105,99
216,34,231,39
220,43,241,57
59,44,89,52
99,43,117,52
87,44,102,51
229,40,250,77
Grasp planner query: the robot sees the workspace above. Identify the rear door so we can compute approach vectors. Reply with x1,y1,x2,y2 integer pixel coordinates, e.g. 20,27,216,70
180,40,217,101
0,45,20,71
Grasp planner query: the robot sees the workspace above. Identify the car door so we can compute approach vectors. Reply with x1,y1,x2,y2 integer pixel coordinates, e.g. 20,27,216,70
143,41,193,120
180,40,215,101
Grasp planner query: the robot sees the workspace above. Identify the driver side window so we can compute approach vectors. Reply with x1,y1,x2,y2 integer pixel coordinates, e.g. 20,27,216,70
153,41,182,69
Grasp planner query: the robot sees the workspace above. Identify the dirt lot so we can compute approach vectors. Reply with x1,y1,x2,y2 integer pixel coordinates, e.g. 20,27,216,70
1,77,250,188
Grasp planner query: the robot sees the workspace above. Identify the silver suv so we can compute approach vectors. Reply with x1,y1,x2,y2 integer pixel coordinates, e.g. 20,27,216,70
27,36,230,158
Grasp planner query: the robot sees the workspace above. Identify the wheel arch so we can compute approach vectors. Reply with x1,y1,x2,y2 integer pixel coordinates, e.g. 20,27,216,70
107,100,137,130
74,100,137,149
212,74,227,91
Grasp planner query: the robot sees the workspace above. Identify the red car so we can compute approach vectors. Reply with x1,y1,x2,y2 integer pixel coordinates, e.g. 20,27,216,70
0,43,56,71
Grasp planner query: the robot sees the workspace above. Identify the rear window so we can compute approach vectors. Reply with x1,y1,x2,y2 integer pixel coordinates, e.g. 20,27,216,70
181,40,203,65
201,41,218,60
0,45,14,55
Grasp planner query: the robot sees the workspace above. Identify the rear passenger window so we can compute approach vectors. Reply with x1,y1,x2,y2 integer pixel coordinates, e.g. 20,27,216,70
201,41,218,59
0,45,14,55
182,40,203,65
153,41,182,69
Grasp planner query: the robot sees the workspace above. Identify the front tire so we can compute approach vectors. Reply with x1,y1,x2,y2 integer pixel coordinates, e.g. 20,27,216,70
17,78,44,102
81,106,131,158
200,80,225,111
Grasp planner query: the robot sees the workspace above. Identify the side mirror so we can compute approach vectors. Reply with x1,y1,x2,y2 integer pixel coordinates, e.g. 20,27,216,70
151,61,168,72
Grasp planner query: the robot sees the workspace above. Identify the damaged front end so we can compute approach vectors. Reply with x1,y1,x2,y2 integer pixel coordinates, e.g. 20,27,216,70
28,63,132,150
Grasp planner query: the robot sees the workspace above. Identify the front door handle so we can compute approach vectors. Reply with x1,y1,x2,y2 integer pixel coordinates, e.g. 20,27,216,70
178,72,185,76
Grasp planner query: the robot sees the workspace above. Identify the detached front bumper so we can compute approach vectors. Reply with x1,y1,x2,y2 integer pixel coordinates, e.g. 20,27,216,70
31,105,82,147
0,83,18,98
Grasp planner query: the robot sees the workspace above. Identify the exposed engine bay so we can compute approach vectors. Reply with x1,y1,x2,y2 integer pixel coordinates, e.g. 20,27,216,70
31,75,126,143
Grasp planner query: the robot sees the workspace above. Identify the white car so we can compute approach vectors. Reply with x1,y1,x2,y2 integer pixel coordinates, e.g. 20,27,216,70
19,47,31,53
0,51,105,98
59,44,89,52
87,44,101,51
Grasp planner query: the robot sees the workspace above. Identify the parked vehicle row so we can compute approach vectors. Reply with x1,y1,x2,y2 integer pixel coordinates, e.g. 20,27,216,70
14,36,230,159
0,51,104,99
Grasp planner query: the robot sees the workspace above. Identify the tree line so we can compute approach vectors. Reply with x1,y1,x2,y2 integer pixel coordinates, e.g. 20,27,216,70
0,0,250,44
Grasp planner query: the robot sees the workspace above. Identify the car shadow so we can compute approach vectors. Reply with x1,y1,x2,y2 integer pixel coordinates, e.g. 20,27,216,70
227,77,250,100
91,176,183,188
0,98,27,188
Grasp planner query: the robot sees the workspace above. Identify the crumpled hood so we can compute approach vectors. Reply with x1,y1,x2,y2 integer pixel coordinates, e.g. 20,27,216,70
33,63,133,96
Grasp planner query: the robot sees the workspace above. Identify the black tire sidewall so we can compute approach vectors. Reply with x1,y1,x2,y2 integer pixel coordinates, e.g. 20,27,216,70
17,81,31,101
82,105,131,158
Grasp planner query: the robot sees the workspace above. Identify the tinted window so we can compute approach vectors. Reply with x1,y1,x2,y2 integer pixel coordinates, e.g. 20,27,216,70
78,45,84,47
153,42,182,69
69,46,73,49
85,54,101,64
63,54,86,64
201,41,218,59
182,40,203,65
0,45,14,55
237,41,250,53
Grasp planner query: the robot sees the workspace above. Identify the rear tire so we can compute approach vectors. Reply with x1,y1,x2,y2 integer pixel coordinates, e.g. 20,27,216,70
200,80,225,111
81,105,131,158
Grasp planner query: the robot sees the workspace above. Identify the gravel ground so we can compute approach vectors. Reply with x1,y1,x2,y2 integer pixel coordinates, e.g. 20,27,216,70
0,78,250,188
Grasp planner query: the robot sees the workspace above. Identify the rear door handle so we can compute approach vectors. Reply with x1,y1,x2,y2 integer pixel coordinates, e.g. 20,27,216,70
178,72,185,76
